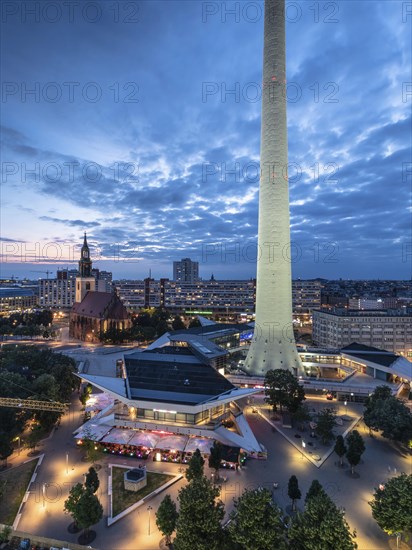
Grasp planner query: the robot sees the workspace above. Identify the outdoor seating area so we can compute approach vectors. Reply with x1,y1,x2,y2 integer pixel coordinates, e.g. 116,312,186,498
74,424,247,467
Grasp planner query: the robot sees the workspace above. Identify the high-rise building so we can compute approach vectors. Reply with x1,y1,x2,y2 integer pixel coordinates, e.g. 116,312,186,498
173,258,199,283
244,0,304,377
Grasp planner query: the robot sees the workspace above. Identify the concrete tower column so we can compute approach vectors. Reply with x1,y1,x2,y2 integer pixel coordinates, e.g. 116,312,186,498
244,0,304,377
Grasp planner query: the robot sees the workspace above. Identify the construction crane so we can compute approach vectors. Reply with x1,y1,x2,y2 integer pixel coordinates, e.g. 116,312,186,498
0,397,69,412
30,270,53,280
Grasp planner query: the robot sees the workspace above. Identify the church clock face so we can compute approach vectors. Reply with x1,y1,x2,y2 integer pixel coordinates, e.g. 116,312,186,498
83,250,88,259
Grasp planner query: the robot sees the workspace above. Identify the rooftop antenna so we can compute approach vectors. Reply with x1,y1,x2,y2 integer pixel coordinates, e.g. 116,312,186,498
149,268,152,279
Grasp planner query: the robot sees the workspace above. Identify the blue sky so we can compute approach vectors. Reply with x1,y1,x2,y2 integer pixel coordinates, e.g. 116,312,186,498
1,0,411,281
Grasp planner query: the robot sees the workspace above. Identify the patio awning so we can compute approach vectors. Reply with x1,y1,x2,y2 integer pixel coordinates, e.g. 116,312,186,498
127,431,160,448
75,424,112,441
154,434,189,452
100,428,134,445
85,393,114,412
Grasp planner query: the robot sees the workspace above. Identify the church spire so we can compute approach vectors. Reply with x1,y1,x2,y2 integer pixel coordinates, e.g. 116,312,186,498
79,232,92,277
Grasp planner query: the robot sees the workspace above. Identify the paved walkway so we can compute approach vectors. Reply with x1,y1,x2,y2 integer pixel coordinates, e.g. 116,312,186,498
10,392,411,550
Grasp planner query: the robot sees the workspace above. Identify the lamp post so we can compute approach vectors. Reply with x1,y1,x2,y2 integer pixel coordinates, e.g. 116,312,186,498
66,451,69,474
42,482,46,508
301,439,306,459
147,505,153,535
344,400,347,416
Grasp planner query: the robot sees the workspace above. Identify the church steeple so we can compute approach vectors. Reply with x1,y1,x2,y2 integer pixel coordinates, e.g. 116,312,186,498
79,232,92,277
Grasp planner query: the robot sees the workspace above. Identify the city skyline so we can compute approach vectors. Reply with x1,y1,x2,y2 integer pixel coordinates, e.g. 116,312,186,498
1,1,411,281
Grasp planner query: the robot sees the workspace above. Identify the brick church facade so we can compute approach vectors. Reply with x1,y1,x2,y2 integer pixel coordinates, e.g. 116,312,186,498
69,234,131,342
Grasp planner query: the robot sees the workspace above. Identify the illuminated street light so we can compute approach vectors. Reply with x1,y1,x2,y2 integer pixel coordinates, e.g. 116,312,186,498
42,482,46,508
13,436,21,455
344,400,348,416
301,439,306,459
147,505,153,535
66,451,69,474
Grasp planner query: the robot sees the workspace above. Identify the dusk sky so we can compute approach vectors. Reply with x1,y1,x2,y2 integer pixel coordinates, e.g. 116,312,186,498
1,0,411,281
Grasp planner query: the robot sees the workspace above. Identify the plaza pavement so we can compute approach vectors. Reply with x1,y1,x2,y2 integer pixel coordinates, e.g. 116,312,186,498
10,391,411,550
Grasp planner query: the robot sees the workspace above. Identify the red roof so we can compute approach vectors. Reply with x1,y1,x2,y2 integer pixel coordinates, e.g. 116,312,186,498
72,291,129,320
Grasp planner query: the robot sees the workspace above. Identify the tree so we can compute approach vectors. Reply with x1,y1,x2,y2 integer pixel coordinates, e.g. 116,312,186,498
292,403,311,430
334,435,347,467
369,473,412,547
288,475,302,512
85,467,99,493
264,369,305,414
156,320,169,337
172,315,185,330
305,479,326,504
346,430,365,475
186,449,204,482
289,492,357,549
156,494,178,546
74,488,103,535
64,483,85,521
364,386,412,444
315,408,337,444
174,476,224,550
0,433,13,467
208,441,223,480
0,525,11,543
26,424,43,453
228,487,287,550
188,318,201,328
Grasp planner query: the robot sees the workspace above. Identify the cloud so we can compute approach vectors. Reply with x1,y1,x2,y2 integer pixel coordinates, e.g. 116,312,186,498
1,1,410,279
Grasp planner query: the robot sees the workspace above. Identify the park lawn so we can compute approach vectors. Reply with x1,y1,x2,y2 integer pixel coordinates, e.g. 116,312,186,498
0,459,38,525
112,467,174,517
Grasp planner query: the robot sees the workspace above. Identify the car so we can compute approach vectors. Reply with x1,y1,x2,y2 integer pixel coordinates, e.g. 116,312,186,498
326,393,333,400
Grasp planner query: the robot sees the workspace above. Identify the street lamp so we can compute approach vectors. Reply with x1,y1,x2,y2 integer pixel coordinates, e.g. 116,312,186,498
66,451,69,474
147,505,153,535
42,482,46,508
301,440,306,459
344,400,347,416
14,436,21,455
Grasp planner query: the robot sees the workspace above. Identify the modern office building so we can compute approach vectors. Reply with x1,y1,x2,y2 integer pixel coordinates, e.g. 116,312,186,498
0,287,38,313
115,278,321,319
76,345,263,454
244,0,304,377
292,280,322,314
173,258,199,283
348,298,384,310
312,308,412,358
163,279,256,317
38,269,77,308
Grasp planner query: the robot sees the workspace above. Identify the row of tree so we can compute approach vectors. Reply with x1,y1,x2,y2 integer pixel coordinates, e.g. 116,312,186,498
0,310,54,338
99,308,201,344
0,346,78,465
334,431,366,474
264,371,412,449
64,467,103,540
155,450,358,549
